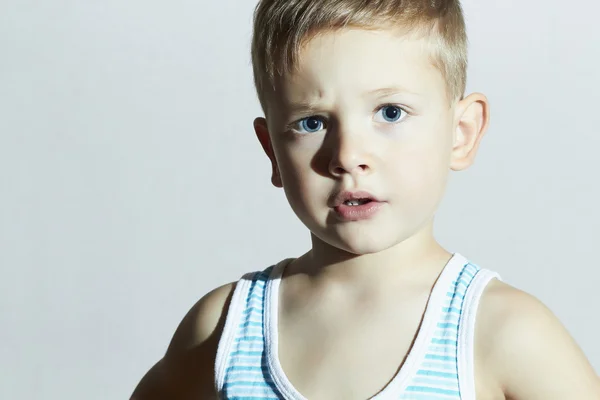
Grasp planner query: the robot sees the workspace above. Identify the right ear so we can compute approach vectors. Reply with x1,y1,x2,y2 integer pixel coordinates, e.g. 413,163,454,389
253,117,283,188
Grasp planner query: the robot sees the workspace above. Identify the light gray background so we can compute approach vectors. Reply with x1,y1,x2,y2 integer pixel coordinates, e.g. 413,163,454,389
1,0,599,399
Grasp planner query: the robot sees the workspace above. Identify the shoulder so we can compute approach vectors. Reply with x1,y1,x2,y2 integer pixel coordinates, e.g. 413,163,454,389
168,281,238,355
475,278,600,399
130,281,237,400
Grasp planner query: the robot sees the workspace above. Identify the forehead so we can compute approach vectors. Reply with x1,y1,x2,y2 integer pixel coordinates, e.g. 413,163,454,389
273,29,446,108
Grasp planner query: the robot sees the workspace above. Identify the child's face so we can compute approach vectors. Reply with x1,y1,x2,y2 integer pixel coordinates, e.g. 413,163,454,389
255,28,487,256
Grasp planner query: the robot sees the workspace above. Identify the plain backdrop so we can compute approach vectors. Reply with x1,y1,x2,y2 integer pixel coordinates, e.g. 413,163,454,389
1,0,599,398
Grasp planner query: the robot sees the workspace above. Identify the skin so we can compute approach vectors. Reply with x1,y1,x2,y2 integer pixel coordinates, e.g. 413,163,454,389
131,28,600,399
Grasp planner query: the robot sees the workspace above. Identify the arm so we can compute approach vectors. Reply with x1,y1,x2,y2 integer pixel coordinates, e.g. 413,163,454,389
130,282,236,400
479,281,600,400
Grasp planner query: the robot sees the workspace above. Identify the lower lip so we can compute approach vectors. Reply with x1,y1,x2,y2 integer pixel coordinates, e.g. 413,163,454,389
333,201,384,221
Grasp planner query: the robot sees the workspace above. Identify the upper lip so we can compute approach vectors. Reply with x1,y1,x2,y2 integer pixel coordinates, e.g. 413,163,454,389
329,190,381,207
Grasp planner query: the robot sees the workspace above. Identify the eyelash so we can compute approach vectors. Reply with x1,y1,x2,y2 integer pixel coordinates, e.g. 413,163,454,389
375,103,409,122
288,103,409,134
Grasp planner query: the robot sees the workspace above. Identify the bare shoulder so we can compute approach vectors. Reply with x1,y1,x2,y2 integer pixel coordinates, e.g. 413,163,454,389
168,282,237,354
130,282,237,400
475,279,600,400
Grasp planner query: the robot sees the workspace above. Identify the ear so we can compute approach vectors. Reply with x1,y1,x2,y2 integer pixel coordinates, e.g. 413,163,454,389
254,117,283,188
450,93,490,171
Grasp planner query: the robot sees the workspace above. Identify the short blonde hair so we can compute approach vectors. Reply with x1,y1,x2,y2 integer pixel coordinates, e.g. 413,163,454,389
251,0,468,112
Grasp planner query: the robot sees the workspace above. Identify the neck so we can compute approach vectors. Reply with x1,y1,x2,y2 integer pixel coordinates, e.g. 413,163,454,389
292,221,452,287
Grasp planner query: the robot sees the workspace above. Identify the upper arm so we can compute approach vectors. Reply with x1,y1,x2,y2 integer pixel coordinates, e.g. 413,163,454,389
130,282,236,400
478,281,600,400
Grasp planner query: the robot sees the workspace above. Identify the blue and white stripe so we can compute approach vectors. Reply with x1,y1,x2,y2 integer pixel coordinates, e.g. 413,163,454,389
399,263,479,399
221,267,283,398
219,259,483,399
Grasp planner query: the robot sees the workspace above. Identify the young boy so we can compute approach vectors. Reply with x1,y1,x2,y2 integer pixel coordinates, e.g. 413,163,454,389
132,0,600,399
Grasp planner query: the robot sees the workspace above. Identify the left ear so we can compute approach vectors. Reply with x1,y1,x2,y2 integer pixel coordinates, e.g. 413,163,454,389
450,92,490,171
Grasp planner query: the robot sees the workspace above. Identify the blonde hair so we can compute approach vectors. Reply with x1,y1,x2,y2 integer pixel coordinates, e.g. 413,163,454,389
251,0,468,112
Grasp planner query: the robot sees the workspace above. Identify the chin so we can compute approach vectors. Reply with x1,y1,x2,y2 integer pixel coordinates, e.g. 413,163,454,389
314,226,406,256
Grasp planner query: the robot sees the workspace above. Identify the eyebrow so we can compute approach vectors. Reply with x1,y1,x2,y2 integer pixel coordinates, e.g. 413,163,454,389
364,86,420,98
283,100,322,115
284,86,420,115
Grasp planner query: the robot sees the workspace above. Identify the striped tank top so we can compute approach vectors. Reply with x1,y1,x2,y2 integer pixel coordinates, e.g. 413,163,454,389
214,253,500,399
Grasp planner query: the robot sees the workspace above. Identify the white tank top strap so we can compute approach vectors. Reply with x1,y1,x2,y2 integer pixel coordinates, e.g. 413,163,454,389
457,268,502,400
214,271,257,393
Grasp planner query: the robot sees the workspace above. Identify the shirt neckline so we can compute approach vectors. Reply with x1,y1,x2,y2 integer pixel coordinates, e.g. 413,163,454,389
263,252,468,400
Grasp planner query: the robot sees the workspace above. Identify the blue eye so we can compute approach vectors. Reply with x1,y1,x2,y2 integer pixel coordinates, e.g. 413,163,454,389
296,117,325,133
375,105,405,123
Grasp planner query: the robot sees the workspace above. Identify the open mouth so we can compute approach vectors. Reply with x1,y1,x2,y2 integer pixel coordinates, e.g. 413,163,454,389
343,198,373,206
333,194,383,221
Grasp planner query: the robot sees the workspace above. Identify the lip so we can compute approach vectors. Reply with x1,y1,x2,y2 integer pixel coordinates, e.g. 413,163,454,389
329,190,385,222
330,190,381,207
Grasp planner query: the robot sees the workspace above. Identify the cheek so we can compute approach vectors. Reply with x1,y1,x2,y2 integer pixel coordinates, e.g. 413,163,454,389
389,131,452,200
274,143,323,205
276,144,311,184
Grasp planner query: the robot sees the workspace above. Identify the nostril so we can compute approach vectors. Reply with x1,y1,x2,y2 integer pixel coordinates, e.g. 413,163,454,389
331,164,369,176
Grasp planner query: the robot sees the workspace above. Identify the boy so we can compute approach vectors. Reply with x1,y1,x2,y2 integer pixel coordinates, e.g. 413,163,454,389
132,0,600,398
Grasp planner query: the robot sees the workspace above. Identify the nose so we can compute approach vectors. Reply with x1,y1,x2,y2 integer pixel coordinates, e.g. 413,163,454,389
327,126,372,178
